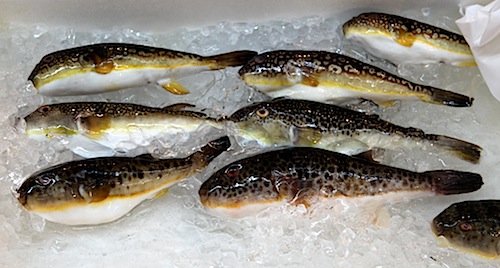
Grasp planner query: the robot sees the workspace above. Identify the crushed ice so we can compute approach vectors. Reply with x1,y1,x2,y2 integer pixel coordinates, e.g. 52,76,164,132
0,13,499,267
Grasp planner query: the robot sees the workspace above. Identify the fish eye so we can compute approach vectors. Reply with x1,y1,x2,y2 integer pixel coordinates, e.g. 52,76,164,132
42,55,54,63
460,222,473,231
225,164,242,177
79,54,92,65
38,105,51,113
254,55,266,64
256,108,269,118
36,176,54,186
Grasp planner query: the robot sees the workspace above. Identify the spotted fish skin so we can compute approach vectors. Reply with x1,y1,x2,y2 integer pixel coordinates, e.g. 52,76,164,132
199,147,482,218
433,200,500,258
238,50,473,107
343,12,474,66
17,136,230,225
24,102,222,158
228,98,482,164
29,43,257,96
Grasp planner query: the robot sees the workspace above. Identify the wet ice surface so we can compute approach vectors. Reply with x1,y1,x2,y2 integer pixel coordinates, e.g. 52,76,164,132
1,13,500,268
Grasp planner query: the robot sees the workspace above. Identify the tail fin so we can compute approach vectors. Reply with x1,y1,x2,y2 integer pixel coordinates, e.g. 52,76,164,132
430,88,473,107
428,135,482,164
193,136,231,165
207,50,258,69
426,170,483,195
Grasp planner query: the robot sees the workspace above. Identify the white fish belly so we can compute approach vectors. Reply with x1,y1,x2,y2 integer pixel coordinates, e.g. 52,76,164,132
32,189,163,225
92,118,215,153
262,84,420,103
204,201,287,219
316,132,421,155
346,33,474,65
37,66,210,96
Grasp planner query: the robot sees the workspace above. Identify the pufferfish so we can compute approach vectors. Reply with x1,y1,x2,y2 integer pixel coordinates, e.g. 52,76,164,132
343,12,475,66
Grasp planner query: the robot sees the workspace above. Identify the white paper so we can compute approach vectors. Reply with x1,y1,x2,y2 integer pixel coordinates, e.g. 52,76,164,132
456,0,500,101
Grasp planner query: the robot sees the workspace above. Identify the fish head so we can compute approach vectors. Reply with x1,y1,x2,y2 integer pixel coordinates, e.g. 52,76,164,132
238,51,308,90
199,157,284,218
228,99,304,145
24,104,80,140
28,44,115,92
343,13,393,36
432,201,500,258
17,169,74,211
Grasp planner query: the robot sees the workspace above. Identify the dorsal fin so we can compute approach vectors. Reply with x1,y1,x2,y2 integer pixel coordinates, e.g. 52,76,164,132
352,150,380,163
161,103,196,111
135,154,158,160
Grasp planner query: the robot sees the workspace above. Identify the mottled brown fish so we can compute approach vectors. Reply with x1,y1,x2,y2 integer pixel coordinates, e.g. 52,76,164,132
343,12,475,66
17,136,230,225
238,50,473,107
28,43,257,96
228,98,482,164
199,147,483,218
23,102,223,158
433,200,500,258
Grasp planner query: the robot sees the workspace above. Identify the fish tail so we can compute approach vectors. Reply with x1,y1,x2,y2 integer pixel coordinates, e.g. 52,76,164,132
429,135,482,164
429,88,473,107
426,170,483,195
207,50,258,69
193,136,231,165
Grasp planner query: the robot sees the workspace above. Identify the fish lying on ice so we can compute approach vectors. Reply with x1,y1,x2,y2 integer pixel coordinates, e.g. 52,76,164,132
433,200,500,258
238,50,473,107
17,136,231,225
342,12,475,66
23,102,223,158
28,43,257,96
228,98,482,164
199,147,483,218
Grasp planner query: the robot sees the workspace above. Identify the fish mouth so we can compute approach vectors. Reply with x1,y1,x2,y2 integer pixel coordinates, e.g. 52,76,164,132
28,63,41,82
431,217,445,236
16,188,28,207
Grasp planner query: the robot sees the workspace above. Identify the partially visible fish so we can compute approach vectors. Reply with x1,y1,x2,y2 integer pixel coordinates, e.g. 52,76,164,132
17,136,231,225
199,147,483,218
343,12,475,66
433,200,500,258
28,43,257,96
238,50,473,107
23,102,223,158
228,98,482,164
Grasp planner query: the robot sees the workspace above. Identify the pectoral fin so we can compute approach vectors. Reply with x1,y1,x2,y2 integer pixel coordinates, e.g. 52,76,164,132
80,115,111,140
158,79,190,95
89,184,111,203
94,60,115,74
293,127,323,146
78,184,111,203
395,30,416,47
301,74,320,87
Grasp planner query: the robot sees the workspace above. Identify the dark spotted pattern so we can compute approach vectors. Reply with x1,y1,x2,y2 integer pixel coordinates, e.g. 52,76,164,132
28,43,257,87
17,136,230,210
29,43,203,82
343,12,468,44
25,102,211,123
238,50,473,107
199,147,482,208
228,98,481,163
230,98,425,137
433,200,500,257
